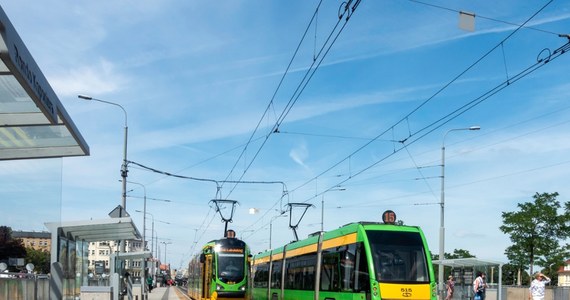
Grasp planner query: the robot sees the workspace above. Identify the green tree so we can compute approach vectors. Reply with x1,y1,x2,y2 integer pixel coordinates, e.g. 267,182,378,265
502,263,529,285
25,248,50,274
447,249,475,259
0,226,27,272
500,192,570,284
431,248,476,281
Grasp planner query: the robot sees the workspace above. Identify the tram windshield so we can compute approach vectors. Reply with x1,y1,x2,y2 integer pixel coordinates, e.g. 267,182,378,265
217,252,245,283
367,230,429,283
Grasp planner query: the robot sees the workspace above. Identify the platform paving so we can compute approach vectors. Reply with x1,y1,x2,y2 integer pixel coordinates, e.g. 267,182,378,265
146,286,189,300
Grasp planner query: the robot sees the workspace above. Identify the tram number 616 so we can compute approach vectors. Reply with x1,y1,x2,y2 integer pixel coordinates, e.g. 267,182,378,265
401,287,413,297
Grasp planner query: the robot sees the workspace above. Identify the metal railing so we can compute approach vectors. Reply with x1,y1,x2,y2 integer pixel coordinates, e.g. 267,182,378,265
0,272,50,300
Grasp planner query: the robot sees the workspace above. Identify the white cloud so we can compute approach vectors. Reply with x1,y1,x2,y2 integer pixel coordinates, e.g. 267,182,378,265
289,143,310,171
50,59,129,97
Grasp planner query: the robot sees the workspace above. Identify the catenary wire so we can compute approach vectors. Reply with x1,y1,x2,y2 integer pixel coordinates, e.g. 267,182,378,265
220,0,325,189
288,0,558,198
222,1,362,198
407,0,563,37
231,1,568,245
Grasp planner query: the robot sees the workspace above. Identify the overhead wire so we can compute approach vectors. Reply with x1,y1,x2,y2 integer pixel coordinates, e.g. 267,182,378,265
206,0,567,249
287,0,561,201
407,0,563,37
334,116,570,210
277,130,397,142
221,1,362,198
129,135,266,188
167,2,363,245
300,38,569,205
220,0,325,190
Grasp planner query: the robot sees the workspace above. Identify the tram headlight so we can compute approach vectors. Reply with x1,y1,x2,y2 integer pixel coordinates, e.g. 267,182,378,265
240,286,246,291
216,284,225,291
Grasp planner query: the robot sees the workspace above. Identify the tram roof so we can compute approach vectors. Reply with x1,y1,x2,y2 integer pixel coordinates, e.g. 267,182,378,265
0,6,89,160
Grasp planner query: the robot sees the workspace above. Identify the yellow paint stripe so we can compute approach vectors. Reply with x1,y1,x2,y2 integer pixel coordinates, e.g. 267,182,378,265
252,251,285,265
255,232,358,263
271,252,283,261
285,243,318,258
253,256,270,265
321,233,357,250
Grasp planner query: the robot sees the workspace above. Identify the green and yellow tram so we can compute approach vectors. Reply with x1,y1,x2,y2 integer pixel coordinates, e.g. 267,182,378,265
251,216,436,300
188,231,251,300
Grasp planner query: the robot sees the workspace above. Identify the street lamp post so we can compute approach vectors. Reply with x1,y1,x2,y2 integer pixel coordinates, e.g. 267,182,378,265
79,94,129,254
136,211,154,254
161,241,172,273
127,181,147,297
439,125,480,296
269,213,287,248
134,211,171,258
128,182,146,251
321,188,346,232
78,95,129,214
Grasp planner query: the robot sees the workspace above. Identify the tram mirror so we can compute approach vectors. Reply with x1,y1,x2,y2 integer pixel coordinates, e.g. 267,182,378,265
199,254,205,263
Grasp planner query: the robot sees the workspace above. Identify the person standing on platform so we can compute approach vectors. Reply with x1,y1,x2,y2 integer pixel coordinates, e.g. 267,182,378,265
529,272,551,300
446,275,455,300
473,272,487,300
146,274,153,293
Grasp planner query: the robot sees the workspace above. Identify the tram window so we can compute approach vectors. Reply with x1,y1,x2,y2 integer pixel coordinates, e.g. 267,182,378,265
271,261,282,288
218,253,245,283
253,263,269,288
285,253,316,290
320,251,340,291
366,230,429,283
340,244,355,291
353,243,370,292
319,243,370,293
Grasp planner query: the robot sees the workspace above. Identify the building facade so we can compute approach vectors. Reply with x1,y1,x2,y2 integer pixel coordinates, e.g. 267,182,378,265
12,231,51,251
558,260,570,287
87,239,147,278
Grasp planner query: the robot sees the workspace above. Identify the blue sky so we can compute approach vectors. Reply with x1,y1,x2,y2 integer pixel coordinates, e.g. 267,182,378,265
2,0,570,271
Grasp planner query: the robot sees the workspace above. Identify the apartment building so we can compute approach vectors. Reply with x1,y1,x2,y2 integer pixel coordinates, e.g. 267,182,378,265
558,260,570,287
87,240,147,278
12,231,51,251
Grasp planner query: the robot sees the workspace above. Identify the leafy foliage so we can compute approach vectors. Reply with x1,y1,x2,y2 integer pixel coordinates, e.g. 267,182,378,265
0,226,27,271
431,248,476,280
500,192,570,282
25,248,50,274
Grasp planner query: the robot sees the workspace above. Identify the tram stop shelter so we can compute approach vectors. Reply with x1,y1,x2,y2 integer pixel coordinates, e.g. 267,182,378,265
0,5,89,160
432,258,504,300
45,218,144,300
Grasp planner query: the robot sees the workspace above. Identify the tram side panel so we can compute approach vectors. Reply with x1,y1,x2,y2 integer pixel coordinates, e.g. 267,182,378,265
251,221,437,300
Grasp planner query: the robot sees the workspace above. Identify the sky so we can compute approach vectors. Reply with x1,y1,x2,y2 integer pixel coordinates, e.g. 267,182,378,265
1,0,570,272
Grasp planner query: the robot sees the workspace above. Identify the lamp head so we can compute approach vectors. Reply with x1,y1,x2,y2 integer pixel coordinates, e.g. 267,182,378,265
469,126,481,131
77,94,93,100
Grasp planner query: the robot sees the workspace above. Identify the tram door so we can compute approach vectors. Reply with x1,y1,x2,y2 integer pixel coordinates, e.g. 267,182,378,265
202,254,213,299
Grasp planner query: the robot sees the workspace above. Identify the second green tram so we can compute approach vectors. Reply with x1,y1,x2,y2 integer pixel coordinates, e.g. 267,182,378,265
251,221,436,300
188,235,250,300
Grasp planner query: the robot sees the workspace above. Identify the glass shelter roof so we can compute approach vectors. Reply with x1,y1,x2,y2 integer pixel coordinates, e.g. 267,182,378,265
0,6,89,160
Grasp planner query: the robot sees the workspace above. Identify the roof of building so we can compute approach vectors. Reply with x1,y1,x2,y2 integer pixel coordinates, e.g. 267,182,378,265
12,231,50,239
